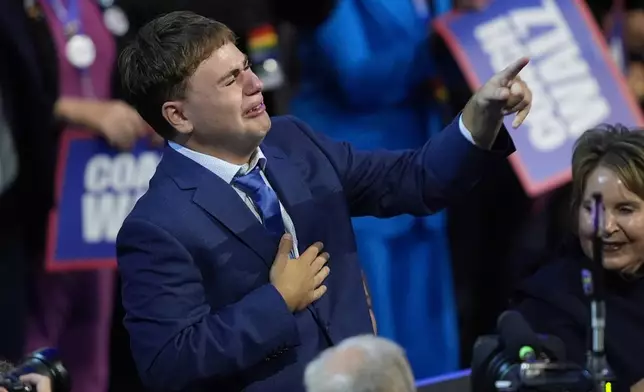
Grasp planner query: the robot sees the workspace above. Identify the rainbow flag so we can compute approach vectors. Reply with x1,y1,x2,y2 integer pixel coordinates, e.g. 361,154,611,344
248,25,279,63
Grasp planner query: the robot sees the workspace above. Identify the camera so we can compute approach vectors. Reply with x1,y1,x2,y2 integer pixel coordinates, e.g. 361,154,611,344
471,333,596,391
0,348,70,392
472,194,615,392
471,311,599,392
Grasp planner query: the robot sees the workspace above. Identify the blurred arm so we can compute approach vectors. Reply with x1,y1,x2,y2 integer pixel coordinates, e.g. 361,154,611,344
313,0,433,109
289,116,511,217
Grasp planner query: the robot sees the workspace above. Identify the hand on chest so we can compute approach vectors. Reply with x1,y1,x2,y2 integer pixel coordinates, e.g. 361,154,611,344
188,174,353,306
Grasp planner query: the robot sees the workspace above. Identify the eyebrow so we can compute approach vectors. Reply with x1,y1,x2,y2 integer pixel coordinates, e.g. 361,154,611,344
218,55,249,84
582,199,639,207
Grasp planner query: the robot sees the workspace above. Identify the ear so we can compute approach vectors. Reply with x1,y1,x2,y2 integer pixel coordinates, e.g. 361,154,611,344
162,101,193,136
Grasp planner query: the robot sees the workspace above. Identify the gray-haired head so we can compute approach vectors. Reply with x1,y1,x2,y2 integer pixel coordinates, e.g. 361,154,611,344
304,335,415,392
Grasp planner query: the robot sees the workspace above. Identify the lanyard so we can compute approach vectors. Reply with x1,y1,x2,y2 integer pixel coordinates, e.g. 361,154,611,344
48,0,82,36
45,0,96,95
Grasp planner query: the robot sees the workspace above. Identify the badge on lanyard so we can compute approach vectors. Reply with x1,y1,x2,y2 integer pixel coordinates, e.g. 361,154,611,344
66,33,96,68
48,0,97,69
103,5,129,36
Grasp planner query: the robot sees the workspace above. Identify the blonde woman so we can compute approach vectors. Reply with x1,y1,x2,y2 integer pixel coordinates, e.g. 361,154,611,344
514,125,644,392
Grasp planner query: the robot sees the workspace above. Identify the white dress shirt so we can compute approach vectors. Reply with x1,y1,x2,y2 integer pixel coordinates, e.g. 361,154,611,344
169,141,300,257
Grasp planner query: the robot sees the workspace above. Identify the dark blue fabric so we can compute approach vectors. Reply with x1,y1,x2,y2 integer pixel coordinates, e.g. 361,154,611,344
117,115,513,392
233,166,285,237
514,241,644,392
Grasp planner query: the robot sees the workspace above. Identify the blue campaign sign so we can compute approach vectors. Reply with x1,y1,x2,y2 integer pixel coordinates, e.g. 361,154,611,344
433,0,644,196
46,131,162,271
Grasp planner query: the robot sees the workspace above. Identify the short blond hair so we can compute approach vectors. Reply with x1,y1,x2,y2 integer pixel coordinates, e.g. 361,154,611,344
571,124,644,274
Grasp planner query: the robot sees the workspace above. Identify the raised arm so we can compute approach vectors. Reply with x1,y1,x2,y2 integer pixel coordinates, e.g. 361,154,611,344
287,58,533,217
289,115,512,217
117,218,300,391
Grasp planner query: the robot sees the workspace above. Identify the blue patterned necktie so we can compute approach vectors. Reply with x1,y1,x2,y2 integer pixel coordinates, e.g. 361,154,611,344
233,166,286,237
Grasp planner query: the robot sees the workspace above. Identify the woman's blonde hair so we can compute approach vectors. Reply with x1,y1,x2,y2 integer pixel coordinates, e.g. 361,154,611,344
571,124,644,274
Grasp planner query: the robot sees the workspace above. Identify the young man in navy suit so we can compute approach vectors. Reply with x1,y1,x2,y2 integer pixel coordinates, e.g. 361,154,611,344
116,11,532,392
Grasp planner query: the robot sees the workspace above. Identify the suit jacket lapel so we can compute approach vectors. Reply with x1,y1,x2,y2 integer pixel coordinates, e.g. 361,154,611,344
261,143,332,324
260,144,313,229
159,146,277,267
161,144,332,324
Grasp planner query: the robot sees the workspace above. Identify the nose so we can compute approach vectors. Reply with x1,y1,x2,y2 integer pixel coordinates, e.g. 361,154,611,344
243,69,263,96
603,211,620,237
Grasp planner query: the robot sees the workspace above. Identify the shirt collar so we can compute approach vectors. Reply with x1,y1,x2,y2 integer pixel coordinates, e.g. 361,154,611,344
168,141,266,184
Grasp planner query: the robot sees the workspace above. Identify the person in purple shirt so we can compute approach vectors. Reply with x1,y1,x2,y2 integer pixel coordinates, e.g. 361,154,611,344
7,2,151,392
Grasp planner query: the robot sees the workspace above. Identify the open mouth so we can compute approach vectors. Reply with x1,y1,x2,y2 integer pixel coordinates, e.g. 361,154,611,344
244,102,266,117
602,242,627,252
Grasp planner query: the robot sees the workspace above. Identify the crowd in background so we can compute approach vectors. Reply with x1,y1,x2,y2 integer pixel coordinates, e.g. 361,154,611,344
1,0,644,391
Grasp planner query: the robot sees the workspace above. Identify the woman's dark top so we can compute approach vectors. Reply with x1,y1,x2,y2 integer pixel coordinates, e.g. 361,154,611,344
513,240,644,392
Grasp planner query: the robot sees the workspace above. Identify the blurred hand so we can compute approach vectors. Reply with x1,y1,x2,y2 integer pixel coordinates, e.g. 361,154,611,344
625,10,644,53
20,373,52,392
18,373,51,392
55,98,149,150
88,100,149,150
632,378,644,392
462,57,532,149
627,61,644,102
149,132,165,147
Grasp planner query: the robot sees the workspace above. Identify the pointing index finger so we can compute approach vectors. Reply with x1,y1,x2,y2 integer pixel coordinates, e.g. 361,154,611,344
495,57,530,85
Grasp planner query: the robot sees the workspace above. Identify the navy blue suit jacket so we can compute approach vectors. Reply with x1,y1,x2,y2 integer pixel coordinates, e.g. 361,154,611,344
116,115,513,391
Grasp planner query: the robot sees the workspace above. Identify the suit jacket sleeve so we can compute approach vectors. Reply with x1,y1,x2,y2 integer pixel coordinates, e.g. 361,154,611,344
117,218,300,391
288,115,513,217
